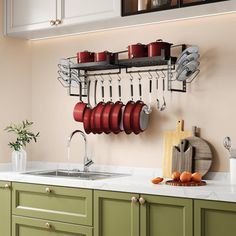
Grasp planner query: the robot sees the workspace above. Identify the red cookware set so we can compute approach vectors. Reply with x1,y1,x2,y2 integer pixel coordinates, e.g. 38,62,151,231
128,40,172,59
74,77,151,135
77,51,116,63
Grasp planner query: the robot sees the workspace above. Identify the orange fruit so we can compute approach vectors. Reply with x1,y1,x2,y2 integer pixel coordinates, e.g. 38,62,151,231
192,172,202,182
180,171,192,183
171,171,181,181
151,177,164,184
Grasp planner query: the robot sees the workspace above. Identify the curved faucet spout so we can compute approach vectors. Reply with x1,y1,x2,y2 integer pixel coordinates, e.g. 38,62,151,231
67,130,93,172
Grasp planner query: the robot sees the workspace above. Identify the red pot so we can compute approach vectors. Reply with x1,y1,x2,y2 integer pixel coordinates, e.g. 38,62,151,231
73,102,87,122
148,40,172,58
77,51,95,63
123,101,135,134
102,102,114,134
83,107,92,134
128,43,147,59
90,108,97,134
110,101,124,134
94,102,106,134
95,51,115,63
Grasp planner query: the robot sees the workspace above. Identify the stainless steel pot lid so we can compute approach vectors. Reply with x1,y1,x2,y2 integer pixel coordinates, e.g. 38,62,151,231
176,46,199,65
176,53,199,72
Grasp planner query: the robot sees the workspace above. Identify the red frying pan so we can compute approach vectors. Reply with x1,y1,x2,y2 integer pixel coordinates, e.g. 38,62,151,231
110,81,123,134
90,79,98,134
73,83,86,122
123,79,135,134
94,81,106,134
101,80,114,134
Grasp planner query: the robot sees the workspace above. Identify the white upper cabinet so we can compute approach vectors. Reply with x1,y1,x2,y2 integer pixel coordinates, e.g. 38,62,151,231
58,0,120,25
6,0,57,33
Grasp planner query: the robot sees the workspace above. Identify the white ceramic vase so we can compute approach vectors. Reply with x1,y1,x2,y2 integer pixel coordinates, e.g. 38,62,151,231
11,148,27,172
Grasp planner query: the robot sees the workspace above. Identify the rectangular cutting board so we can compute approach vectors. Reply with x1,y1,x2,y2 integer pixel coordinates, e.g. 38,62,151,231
162,120,192,177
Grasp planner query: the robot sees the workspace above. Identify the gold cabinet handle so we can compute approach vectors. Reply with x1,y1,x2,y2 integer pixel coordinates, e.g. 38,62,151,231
55,19,62,25
131,196,138,203
45,187,52,193
45,222,51,229
50,20,55,26
139,197,146,205
0,184,11,189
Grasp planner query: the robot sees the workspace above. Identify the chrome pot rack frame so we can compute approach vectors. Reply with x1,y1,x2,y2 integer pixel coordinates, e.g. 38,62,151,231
57,44,199,97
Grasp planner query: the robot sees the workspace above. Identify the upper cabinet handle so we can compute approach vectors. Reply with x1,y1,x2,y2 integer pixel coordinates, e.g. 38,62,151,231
55,19,62,25
0,184,11,189
50,20,56,26
131,196,138,203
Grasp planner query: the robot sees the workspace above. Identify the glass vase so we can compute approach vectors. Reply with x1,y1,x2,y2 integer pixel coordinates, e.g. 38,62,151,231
11,148,27,172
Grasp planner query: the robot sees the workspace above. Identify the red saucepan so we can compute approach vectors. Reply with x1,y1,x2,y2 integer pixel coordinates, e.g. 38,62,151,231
148,40,173,58
128,43,147,59
123,79,135,134
77,51,95,63
110,81,123,134
95,51,116,63
73,83,87,122
102,79,114,134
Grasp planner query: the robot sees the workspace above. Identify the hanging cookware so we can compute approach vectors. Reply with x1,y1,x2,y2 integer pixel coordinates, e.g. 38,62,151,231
132,76,149,134
128,43,147,59
110,78,124,134
90,79,98,134
148,40,173,58
94,51,115,63
94,78,106,134
73,83,87,122
77,51,95,63
102,76,114,134
176,45,199,65
123,75,135,134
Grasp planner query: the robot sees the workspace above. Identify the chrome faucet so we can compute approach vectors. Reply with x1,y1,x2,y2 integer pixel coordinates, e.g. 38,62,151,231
67,130,94,172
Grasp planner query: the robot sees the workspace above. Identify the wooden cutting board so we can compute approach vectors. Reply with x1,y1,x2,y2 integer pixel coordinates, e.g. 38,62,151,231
186,126,213,176
172,139,193,173
163,120,192,177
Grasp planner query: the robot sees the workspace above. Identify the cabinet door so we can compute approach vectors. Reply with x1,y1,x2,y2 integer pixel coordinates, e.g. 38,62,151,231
12,215,93,236
0,181,11,236
194,199,236,236
94,190,139,236
58,0,121,25
140,194,193,236
6,0,57,33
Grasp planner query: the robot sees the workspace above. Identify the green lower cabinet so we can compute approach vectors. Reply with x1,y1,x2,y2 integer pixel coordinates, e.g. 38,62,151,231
140,194,193,236
194,199,236,236
12,216,93,236
94,190,139,236
0,181,11,236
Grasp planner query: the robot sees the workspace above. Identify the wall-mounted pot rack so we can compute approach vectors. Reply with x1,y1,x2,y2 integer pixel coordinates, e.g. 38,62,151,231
57,44,199,97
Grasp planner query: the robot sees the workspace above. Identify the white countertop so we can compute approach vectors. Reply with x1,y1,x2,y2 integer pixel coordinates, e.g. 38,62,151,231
0,163,235,203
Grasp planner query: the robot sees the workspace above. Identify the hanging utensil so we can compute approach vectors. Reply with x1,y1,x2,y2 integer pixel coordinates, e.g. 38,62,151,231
90,78,98,134
155,71,160,110
83,80,92,134
160,72,167,111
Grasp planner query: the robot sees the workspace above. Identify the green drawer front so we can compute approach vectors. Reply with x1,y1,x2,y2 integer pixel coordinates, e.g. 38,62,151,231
140,195,193,236
12,215,93,236
12,183,92,226
0,181,11,236
194,199,236,236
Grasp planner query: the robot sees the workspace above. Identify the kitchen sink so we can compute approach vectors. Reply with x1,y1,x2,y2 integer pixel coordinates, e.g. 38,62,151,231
24,169,130,180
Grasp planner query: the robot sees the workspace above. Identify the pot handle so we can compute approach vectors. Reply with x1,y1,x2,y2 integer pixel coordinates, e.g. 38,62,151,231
156,39,163,42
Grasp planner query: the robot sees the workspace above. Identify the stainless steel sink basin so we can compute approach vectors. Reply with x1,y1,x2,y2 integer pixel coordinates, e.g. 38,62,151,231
24,169,130,180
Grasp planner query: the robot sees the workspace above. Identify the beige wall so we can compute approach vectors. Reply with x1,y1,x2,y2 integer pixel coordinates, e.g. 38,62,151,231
0,0,32,162
30,13,236,172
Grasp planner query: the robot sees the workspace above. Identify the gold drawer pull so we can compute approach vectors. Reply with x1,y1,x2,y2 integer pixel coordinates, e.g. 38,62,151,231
45,222,51,229
50,20,55,26
45,187,52,193
0,184,10,189
139,197,146,205
55,19,62,25
131,196,138,203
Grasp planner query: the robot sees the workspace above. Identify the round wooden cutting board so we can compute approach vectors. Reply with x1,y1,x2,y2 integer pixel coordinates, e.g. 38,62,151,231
165,180,206,187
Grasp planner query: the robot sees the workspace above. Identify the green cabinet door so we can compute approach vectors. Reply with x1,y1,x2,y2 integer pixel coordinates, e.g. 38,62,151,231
0,181,11,236
140,194,193,236
194,199,236,236
12,215,93,236
94,190,139,236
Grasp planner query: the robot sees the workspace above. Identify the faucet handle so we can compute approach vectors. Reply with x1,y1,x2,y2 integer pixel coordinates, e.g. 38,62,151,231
85,159,94,168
